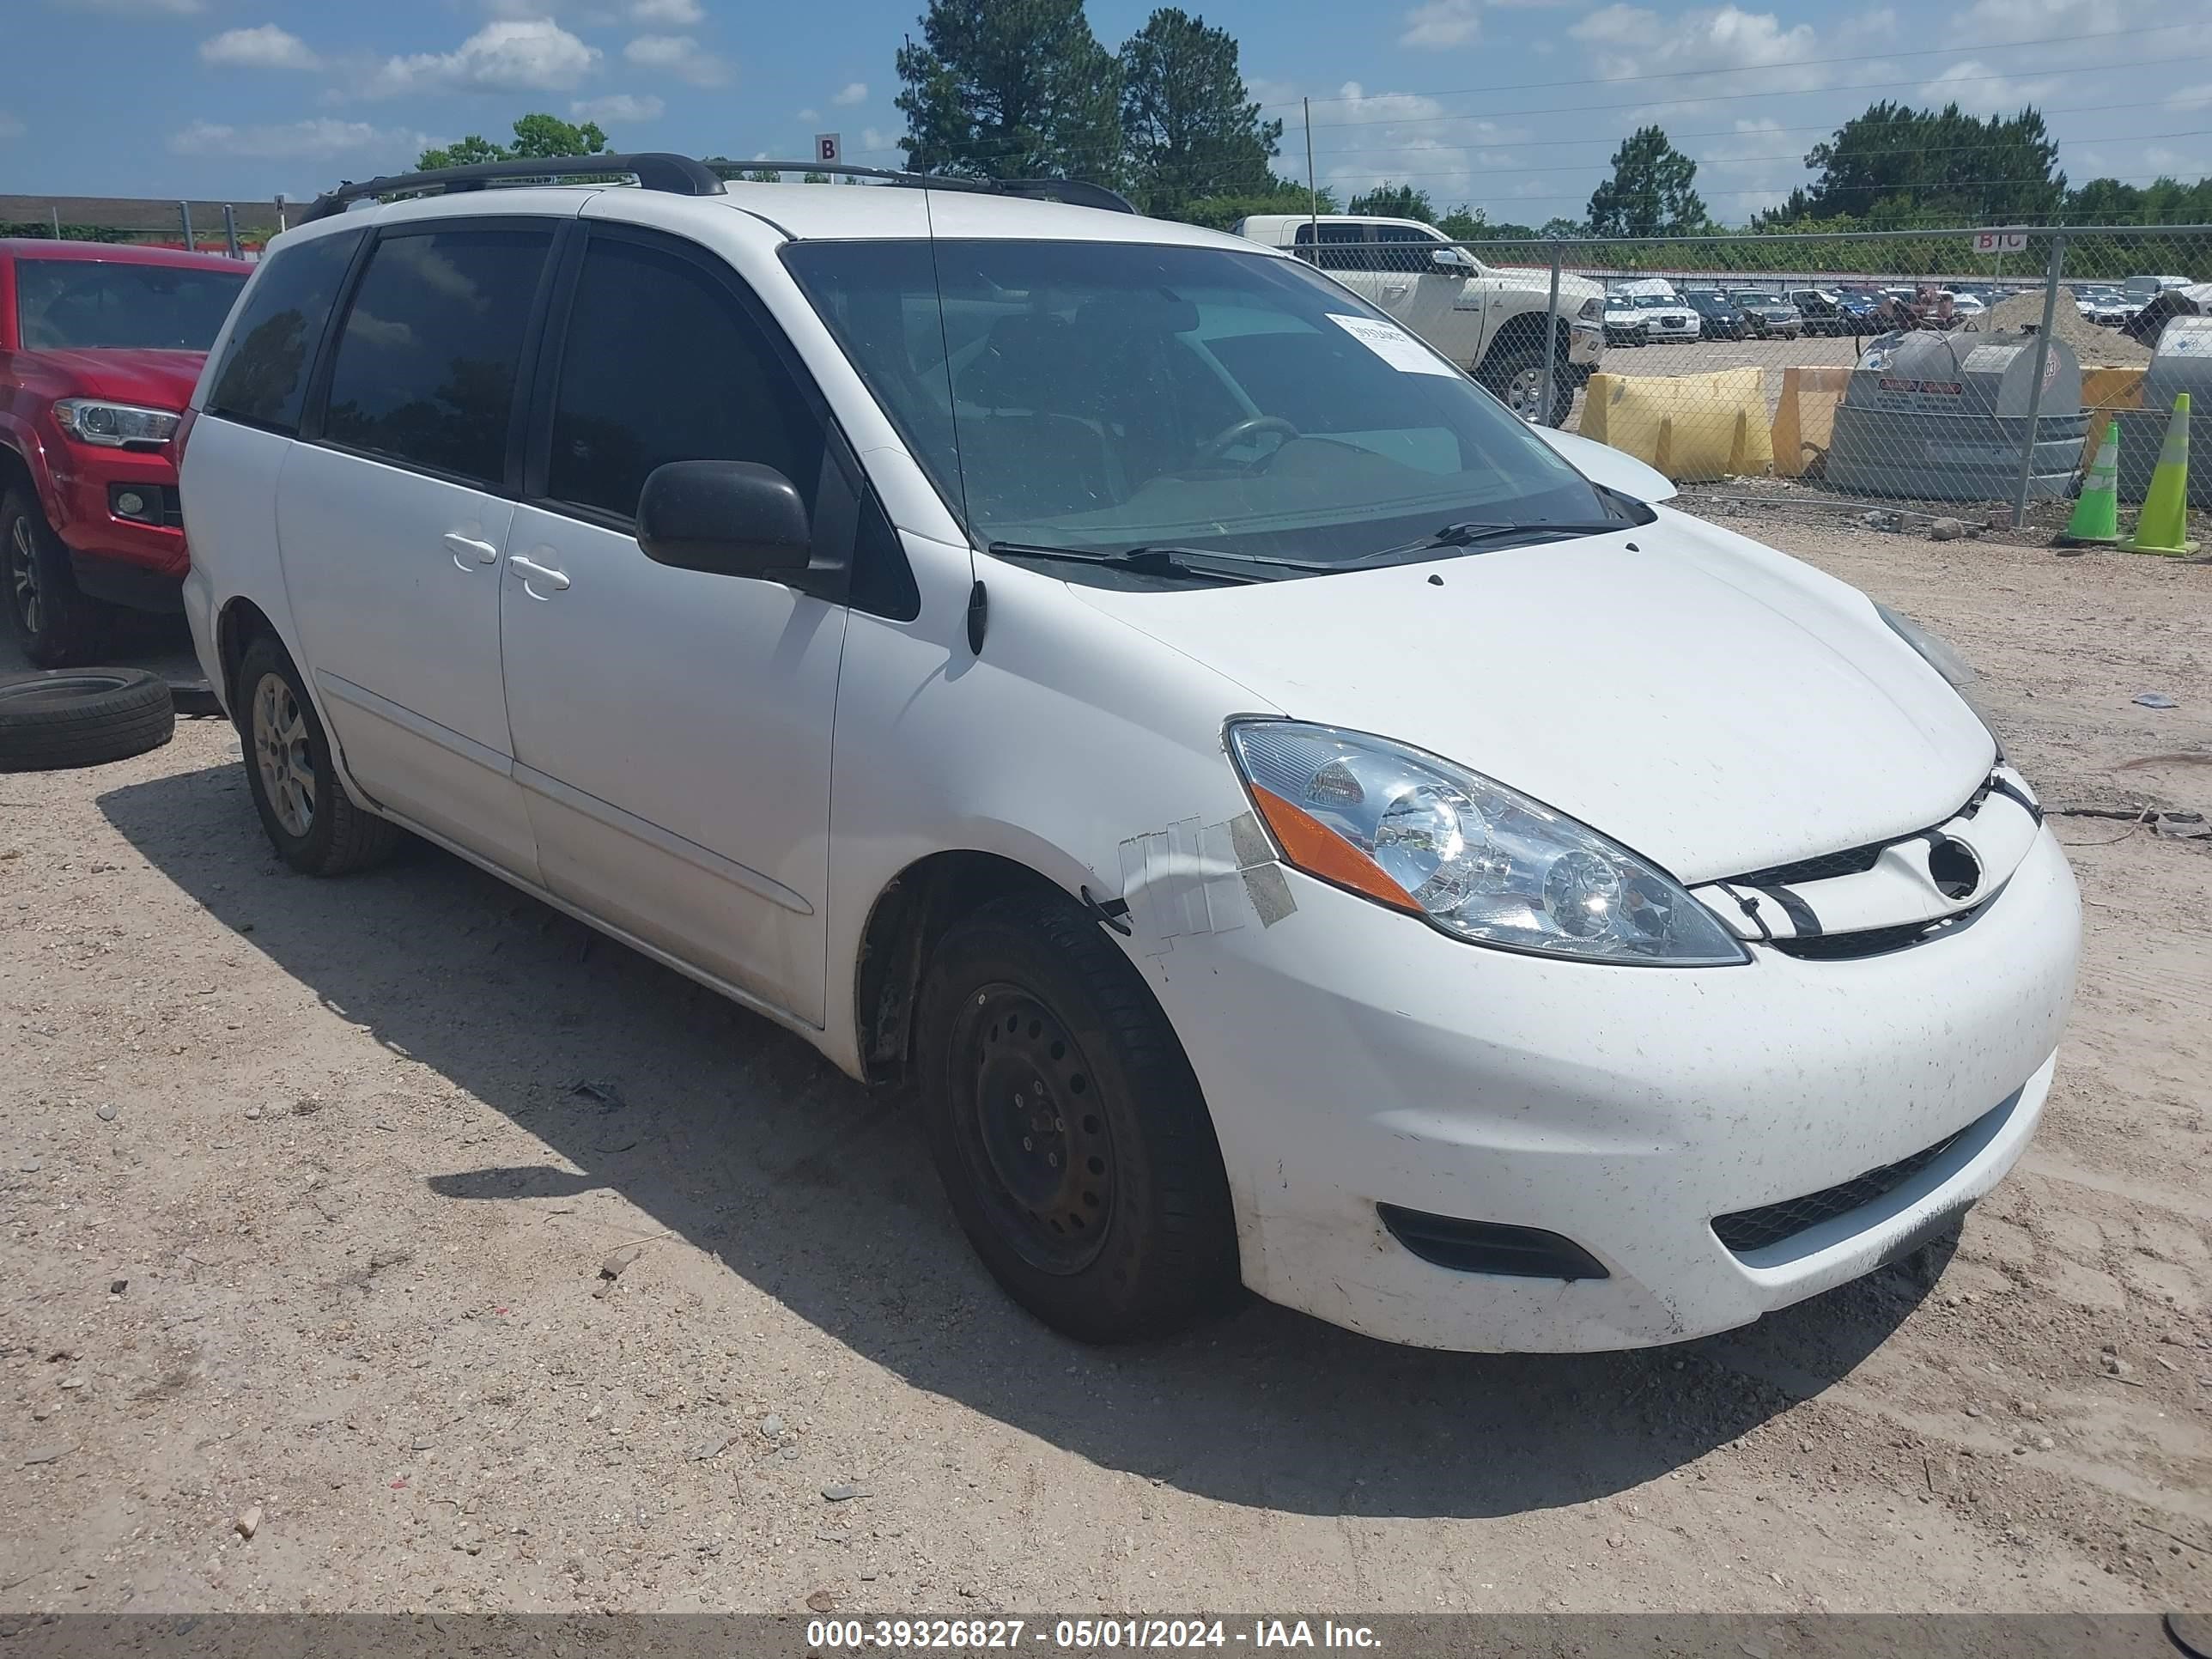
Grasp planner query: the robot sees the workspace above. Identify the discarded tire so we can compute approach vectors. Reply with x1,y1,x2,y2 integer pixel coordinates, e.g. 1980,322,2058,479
0,668,176,772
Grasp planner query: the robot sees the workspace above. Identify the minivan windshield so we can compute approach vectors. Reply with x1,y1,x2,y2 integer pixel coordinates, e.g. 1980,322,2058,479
782,239,1619,572
15,258,248,352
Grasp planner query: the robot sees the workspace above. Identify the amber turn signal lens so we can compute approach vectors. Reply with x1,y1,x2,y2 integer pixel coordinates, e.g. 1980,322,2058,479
1250,785,1421,914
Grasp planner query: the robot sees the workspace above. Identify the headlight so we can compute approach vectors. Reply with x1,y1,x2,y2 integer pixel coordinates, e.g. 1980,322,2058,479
53,398,180,448
1874,602,1974,688
1226,721,1747,966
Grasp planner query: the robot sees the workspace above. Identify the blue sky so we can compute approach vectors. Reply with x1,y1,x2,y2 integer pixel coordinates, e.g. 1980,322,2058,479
7,0,2210,222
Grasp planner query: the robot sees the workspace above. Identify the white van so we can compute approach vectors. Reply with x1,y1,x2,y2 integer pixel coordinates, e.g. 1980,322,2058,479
1234,214,1604,424
178,155,2078,1354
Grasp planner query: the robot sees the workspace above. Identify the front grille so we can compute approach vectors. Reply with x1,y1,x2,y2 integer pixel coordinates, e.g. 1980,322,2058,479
1713,1130,1965,1255
1732,841,1887,887
1768,899,1987,960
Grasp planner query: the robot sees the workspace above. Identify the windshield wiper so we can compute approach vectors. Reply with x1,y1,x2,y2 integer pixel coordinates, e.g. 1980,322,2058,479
985,541,1340,583
1353,520,1632,562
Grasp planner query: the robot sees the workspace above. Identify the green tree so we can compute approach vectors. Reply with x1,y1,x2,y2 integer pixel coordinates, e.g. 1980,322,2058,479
1585,126,1706,237
738,167,785,182
1799,101,2062,223
417,114,609,172
1170,179,1334,231
896,0,1121,180
1434,203,1484,240
1346,181,1435,221
1539,216,1588,238
1116,8,1281,216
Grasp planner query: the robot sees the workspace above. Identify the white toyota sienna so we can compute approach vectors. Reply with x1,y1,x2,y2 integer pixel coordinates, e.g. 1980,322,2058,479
177,155,2081,1352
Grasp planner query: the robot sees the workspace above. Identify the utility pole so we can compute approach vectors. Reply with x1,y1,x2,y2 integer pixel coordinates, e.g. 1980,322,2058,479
1304,97,1319,258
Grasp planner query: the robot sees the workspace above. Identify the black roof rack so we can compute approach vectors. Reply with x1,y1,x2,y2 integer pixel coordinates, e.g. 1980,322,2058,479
726,161,1137,215
300,152,726,225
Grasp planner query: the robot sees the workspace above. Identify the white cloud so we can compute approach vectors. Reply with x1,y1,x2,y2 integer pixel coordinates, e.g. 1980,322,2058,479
366,20,599,98
1569,4,1825,92
629,0,704,20
798,107,819,122
832,80,868,106
1314,82,1530,210
2164,82,2212,110
860,125,893,152
1916,58,2060,115
0,112,22,140
52,0,202,13
167,118,428,158
200,24,319,70
623,33,731,87
1687,117,1800,217
571,93,664,122
1399,0,1480,47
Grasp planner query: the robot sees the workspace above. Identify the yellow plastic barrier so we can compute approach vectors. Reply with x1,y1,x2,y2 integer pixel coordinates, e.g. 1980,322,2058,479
1581,366,1774,481
2079,365,2146,469
1770,366,1854,479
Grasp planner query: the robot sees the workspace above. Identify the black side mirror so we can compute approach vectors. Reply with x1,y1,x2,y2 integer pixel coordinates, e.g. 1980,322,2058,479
637,460,810,580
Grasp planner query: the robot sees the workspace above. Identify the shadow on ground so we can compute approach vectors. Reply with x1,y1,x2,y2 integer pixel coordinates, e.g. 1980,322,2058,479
100,758,1944,1519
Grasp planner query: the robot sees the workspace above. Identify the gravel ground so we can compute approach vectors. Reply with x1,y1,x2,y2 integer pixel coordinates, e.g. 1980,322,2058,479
1,525,2208,1616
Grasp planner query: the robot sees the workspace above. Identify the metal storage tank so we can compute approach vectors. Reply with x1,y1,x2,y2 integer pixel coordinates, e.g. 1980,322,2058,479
2115,315,2212,506
1825,329,2085,501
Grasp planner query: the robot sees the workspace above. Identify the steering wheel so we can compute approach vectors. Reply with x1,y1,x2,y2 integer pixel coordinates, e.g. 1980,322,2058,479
1195,414,1300,465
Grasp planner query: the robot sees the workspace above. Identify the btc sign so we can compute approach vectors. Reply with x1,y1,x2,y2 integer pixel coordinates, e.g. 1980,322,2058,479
1973,231,2028,254
815,132,842,164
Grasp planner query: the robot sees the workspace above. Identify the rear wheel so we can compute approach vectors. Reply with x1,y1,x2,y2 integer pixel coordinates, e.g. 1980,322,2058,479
3,487,114,668
236,633,404,875
1481,346,1574,427
916,892,1240,1342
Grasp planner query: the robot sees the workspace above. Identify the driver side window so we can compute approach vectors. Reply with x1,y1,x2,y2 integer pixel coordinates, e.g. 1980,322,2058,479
1293,222,1373,273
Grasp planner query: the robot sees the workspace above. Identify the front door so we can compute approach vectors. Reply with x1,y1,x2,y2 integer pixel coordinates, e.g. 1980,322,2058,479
277,220,559,874
496,224,846,1024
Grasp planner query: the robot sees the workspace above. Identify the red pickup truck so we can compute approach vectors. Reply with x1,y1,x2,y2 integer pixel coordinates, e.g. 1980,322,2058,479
1,240,250,665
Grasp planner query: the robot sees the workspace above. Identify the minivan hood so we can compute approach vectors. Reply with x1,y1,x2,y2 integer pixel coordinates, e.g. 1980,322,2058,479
1069,512,1995,884
23,348,204,410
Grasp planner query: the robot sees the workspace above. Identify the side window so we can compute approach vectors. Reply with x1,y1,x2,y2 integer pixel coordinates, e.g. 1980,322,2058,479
320,226,551,486
1375,225,1442,275
204,228,364,433
545,236,825,524
1293,223,1370,273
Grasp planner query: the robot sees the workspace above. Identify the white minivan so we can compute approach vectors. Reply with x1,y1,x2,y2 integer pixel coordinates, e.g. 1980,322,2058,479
179,155,2080,1353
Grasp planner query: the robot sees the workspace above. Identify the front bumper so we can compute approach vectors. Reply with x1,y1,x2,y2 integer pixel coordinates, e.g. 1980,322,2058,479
43,442,188,610
1566,323,1603,366
1150,825,2080,1352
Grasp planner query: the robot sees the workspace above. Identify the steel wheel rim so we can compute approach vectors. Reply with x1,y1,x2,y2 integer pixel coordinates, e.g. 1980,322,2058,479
951,984,1115,1275
1505,366,1551,421
251,671,315,838
8,516,38,636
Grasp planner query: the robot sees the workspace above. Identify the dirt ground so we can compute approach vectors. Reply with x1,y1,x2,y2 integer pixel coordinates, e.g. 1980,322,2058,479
1,520,2206,1617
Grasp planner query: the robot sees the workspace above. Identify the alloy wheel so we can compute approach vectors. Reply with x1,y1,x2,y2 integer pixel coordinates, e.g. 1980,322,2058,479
7,515,39,637
251,671,316,838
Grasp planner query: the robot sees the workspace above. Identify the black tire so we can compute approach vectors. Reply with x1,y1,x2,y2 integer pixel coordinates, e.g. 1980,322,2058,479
0,668,173,772
916,891,1240,1343
3,486,115,668
235,633,404,875
1479,345,1575,427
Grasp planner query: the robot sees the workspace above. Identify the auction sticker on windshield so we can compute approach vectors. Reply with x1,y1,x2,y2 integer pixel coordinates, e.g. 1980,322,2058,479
1326,312,1458,376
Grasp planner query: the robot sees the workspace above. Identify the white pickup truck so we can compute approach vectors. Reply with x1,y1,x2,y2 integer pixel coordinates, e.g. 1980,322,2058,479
1234,213,1605,425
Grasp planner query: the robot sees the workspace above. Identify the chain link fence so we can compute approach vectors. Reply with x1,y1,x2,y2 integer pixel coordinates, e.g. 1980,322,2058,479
1340,224,2212,534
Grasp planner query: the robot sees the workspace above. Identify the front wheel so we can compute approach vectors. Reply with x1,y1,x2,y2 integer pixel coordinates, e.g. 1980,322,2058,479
1480,347,1574,426
916,892,1240,1343
3,488,114,668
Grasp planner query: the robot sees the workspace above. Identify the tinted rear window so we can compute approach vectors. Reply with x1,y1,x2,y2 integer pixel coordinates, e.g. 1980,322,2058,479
321,226,551,487
15,258,246,352
204,229,364,434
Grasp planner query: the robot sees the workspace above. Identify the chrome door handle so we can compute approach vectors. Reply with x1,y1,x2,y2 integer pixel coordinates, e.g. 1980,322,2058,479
507,553,570,593
443,532,500,569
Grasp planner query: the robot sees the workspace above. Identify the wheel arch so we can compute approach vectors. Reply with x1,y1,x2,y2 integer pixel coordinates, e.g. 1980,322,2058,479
852,848,1087,1090
1478,307,1571,374
216,595,283,728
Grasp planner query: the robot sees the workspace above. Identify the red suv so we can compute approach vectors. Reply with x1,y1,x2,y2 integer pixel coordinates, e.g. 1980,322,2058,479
1,240,250,665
